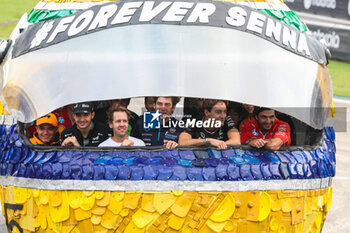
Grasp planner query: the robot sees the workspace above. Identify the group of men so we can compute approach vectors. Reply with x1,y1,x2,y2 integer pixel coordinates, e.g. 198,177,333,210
30,97,291,151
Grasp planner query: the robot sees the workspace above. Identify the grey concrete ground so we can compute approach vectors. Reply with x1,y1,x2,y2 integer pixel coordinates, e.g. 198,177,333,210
322,99,350,233
0,100,348,232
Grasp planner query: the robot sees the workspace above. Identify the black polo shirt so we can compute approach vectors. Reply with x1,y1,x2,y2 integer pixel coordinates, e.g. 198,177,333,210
184,116,236,141
61,121,111,147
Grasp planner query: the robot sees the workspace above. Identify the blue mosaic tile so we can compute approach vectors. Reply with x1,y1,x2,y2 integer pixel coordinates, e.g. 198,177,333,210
187,167,203,181
105,165,118,180
0,124,337,182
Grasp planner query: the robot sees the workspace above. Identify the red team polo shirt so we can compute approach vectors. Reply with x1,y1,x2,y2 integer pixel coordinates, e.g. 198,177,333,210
240,119,291,146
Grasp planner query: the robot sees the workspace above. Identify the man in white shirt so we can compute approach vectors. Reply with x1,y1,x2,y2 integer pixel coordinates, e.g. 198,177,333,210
99,106,145,147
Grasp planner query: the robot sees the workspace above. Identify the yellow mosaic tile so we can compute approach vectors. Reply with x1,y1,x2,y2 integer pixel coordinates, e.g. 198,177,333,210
0,101,10,115
0,186,332,232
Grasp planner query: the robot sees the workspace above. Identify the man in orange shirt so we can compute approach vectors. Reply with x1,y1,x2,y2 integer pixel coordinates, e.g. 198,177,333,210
30,113,60,146
240,108,291,150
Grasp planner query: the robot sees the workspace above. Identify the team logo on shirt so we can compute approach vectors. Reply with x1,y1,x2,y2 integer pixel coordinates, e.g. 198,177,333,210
144,111,161,129
252,129,259,136
278,125,287,132
58,117,65,124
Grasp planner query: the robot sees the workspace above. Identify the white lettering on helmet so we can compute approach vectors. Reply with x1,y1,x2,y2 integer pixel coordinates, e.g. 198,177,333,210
111,2,143,24
88,4,118,31
68,10,94,36
282,26,297,50
226,7,247,27
162,2,194,22
298,33,311,56
139,1,172,22
265,18,282,42
187,3,216,23
247,11,266,34
47,15,76,43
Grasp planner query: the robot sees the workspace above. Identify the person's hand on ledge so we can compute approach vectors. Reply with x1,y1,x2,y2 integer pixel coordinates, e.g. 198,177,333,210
121,139,134,147
164,140,178,150
62,136,80,147
207,138,227,150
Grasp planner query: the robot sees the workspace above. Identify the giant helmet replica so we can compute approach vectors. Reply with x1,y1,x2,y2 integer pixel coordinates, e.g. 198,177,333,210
0,0,335,232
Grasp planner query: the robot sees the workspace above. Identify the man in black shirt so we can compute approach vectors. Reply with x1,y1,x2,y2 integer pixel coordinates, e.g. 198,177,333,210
61,102,110,147
179,99,240,150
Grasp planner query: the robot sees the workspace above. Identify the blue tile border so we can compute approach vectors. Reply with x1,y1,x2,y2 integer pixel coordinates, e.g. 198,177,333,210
0,125,336,181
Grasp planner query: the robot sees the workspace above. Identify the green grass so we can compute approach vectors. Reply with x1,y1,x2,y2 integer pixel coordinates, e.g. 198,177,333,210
0,0,37,23
328,60,350,97
0,0,37,38
0,23,17,39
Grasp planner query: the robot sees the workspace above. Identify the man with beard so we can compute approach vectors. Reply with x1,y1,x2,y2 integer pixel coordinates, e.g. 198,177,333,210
99,106,145,147
179,99,240,150
240,107,291,150
132,97,182,149
61,102,110,147
30,113,60,146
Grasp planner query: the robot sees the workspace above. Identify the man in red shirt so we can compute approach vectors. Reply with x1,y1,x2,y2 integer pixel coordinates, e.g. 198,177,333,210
54,105,74,134
240,108,291,150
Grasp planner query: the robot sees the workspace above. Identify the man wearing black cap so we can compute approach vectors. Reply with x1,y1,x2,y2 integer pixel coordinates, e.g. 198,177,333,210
61,102,111,147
